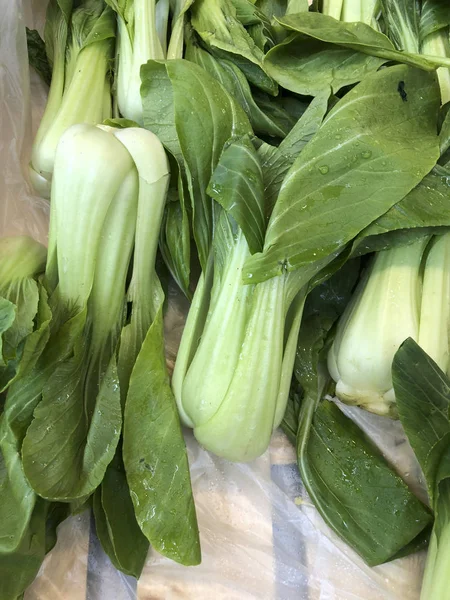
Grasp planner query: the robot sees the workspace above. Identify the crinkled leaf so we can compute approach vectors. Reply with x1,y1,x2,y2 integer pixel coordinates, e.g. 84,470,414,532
276,12,446,70
264,34,385,96
208,135,265,254
123,298,200,566
244,65,440,283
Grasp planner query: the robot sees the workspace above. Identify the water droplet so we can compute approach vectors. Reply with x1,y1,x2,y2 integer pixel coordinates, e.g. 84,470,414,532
318,165,329,174
361,151,372,159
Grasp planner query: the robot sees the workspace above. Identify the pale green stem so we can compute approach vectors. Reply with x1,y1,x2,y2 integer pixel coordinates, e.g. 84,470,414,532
322,0,343,20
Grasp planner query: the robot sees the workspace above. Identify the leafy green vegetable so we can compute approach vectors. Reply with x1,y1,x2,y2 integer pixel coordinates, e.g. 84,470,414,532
244,65,440,283
30,0,116,198
105,0,165,124
282,262,433,567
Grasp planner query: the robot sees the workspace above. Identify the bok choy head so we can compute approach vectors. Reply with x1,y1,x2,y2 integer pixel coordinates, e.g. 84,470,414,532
29,0,116,198
172,136,312,461
22,123,170,503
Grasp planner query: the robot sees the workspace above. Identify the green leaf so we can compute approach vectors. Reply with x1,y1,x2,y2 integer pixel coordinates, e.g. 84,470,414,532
186,39,289,138
257,91,329,213
123,299,200,566
352,164,450,254
22,343,122,501
93,448,149,578
190,0,277,94
393,338,450,597
141,59,251,270
208,135,265,254
276,12,448,70
244,64,441,283
26,29,52,85
264,35,385,96
300,399,432,565
0,499,68,600
160,190,191,298
393,338,450,505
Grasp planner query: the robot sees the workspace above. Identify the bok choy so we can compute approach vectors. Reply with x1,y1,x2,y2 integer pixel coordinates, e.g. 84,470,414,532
29,0,115,198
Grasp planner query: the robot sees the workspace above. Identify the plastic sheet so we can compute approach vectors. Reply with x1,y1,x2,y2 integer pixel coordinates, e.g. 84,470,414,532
1,1,427,598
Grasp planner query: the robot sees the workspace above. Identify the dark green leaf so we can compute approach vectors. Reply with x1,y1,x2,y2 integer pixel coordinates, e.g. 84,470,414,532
26,29,52,85
0,499,68,600
123,301,200,566
439,108,450,155
264,35,385,96
393,338,450,594
208,136,265,254
300,399,432,566
0,284,52,392
244,65,440,283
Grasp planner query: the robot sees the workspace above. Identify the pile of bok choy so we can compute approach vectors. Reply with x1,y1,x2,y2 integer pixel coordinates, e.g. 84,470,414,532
2,0,450,598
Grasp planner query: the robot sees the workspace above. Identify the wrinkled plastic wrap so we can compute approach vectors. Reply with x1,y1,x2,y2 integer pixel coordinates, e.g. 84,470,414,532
2,1,427,598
